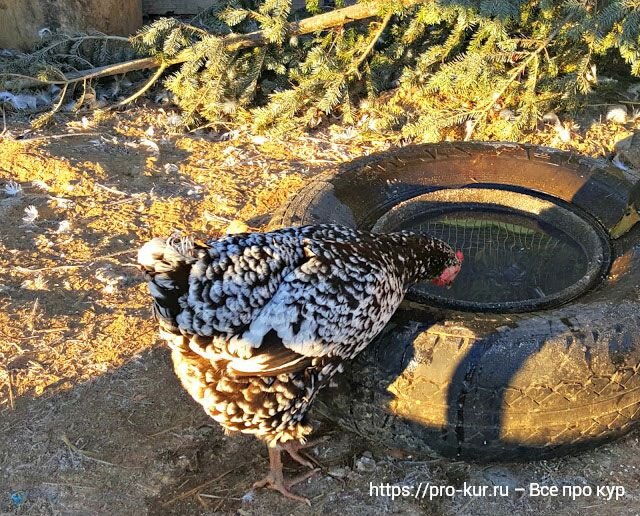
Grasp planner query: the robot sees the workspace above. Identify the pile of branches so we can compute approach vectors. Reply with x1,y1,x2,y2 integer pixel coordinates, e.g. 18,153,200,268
1,0,639,139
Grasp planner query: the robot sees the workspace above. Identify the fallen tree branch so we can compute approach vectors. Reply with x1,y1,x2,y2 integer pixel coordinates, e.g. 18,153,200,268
350,11,393,77
117,62,169,106
3,1,417,88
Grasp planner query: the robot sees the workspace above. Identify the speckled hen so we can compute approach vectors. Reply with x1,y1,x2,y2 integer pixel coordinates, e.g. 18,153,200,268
138,224,462,503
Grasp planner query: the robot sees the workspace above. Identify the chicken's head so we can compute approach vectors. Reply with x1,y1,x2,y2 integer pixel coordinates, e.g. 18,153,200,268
431,250,463,287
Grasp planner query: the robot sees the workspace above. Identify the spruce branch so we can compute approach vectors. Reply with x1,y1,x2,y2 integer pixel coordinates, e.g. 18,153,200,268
117,62,169,106
31,82,69,128
350,12,393,78
3,1,419,89
465,14,576,139
2,0,639,139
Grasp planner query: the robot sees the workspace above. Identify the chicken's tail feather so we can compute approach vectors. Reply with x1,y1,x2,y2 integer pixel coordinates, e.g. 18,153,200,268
138,235,199,271
138,236,203,331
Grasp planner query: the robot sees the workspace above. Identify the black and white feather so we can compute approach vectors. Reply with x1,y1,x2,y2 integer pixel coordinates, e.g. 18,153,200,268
138,224,460,445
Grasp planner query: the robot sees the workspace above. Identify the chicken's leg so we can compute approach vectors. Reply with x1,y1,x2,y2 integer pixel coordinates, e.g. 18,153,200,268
253,445,320,505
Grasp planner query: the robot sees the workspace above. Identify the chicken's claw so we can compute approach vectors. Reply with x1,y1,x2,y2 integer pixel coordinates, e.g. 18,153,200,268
254,445,320,505
281,440,321,469
253,468,320,506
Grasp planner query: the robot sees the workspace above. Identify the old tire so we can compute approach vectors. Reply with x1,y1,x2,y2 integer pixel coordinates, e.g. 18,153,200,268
269,142,640,460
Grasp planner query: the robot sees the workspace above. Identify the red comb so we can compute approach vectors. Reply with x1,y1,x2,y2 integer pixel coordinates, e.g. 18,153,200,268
455,250,464,262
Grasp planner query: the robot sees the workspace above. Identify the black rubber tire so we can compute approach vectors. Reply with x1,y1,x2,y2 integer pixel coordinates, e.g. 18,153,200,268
269,142,640,461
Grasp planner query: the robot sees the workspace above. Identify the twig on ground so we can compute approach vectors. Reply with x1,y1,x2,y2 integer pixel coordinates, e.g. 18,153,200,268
41,482,94,489
61,434,143,469
161,461,253,506
95,183,131,196
16,132,103,142
5,248,137,275
146,418,205,438
0,107,6,137
198,493,241,500
7,372,15,410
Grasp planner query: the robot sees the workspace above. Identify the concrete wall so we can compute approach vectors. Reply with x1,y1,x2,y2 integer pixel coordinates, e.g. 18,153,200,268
0,0,142,50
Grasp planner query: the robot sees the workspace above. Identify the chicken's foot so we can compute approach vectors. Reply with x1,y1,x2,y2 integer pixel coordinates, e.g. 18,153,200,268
280,438,327,468
253,446,320,505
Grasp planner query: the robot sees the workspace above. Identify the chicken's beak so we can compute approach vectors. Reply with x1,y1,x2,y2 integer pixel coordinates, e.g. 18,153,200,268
610,207,640,239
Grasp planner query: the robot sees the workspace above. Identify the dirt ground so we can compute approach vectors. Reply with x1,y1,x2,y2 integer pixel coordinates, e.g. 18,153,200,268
1,104,640,515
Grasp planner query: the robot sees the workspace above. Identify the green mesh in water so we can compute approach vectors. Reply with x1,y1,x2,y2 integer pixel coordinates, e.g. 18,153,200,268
412,211,588,304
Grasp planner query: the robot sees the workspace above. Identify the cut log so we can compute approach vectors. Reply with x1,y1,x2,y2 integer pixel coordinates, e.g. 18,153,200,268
0,0,142,50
